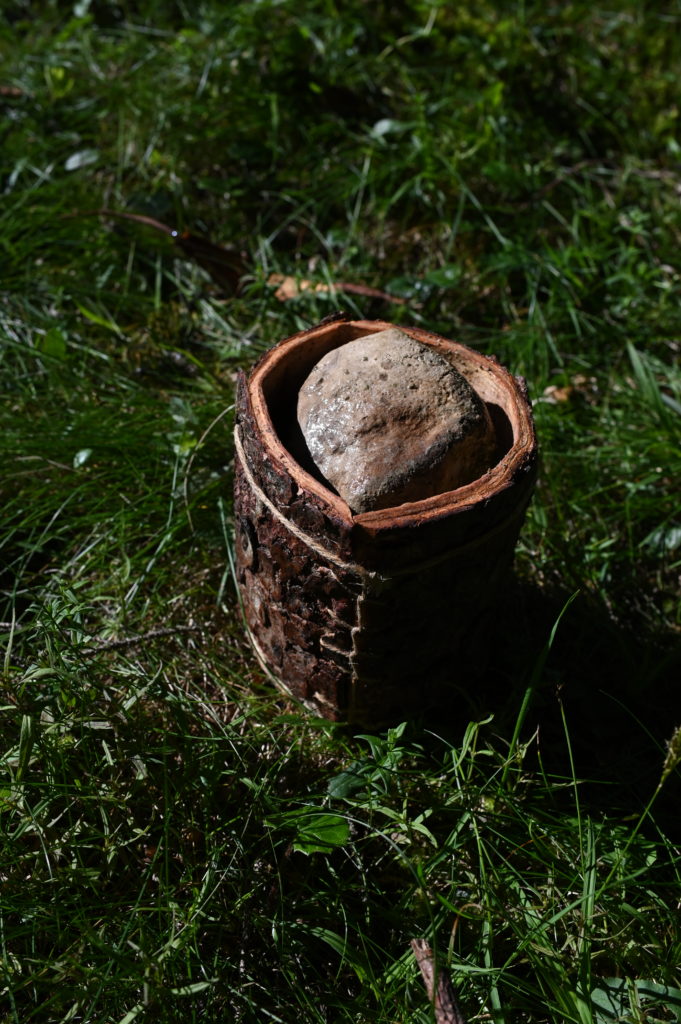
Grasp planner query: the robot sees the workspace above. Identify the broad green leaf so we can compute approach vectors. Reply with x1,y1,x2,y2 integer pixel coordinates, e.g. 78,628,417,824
591,978,681,1023
287,809,349,855
327,761,369,799
36,327,67,360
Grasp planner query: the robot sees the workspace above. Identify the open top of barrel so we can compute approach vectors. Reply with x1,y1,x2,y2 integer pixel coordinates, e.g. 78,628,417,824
234,318,538,723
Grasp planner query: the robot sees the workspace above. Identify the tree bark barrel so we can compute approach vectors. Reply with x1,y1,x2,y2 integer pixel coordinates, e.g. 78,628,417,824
233,318,537,725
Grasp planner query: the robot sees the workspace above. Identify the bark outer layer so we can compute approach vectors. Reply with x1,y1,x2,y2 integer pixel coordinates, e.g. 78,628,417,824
234,319,538,726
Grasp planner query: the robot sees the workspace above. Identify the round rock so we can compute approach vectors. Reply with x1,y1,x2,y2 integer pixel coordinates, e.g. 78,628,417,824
296,327,497,513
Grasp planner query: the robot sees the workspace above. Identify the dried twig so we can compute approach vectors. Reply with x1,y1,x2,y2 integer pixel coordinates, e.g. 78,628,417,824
411,939,467,1024
2,625,201,675
65,208,246,293
66,209,404,302
81,625,201,656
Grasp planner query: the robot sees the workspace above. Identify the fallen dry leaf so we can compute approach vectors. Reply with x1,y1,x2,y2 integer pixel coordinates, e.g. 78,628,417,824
267,273,405,305
411,939,467,1024
267,273,333,301
536,374,598,406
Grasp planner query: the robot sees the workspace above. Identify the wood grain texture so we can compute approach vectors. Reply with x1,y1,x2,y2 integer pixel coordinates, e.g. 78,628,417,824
411,939,467,1024
233,319,538,725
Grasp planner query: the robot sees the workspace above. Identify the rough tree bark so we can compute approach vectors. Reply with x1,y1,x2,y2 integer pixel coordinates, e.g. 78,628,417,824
411,939,468,1024
233,317,537,725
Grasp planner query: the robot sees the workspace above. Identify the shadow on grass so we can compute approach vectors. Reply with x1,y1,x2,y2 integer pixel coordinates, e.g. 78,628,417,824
446,579,681,837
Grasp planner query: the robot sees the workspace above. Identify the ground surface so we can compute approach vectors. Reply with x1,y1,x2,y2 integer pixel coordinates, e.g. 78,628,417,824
1,2,680,1022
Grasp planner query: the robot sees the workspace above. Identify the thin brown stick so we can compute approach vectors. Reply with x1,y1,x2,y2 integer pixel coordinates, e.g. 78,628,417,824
65,209,244,293
331,281,406,304
63,207,176,235
411,939,467,1024
81,625,201,656
68,209,403,302
2,626,200,674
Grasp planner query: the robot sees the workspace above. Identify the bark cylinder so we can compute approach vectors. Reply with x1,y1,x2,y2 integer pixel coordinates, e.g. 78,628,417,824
233,318,537,725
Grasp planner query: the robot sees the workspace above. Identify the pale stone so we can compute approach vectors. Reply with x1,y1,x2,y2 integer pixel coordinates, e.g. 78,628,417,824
296,328,496,513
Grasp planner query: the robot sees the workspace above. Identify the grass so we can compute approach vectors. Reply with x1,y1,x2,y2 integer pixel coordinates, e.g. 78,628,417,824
1,1,680,1021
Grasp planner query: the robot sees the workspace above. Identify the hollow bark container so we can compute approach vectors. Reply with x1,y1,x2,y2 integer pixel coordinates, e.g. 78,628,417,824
234,318,537,725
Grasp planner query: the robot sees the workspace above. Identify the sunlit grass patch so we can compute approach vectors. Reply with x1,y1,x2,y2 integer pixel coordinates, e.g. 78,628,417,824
1,1,680,1021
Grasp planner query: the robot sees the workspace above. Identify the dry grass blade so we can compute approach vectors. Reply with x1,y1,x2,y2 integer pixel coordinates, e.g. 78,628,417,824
65,208,247,293
411,939,467,1024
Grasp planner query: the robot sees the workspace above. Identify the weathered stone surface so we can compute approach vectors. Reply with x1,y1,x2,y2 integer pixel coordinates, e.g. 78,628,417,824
296,328,496,513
